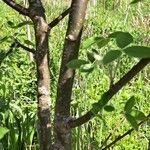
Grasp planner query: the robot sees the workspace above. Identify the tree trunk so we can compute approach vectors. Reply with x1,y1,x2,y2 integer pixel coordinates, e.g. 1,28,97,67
28,0,52,149
54,0,89,149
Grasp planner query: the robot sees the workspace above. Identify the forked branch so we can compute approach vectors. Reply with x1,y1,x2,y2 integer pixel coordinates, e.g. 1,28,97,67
48,7,71,29
15,40,36,54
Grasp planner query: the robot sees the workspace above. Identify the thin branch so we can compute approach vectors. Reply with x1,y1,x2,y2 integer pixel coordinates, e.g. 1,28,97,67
48,7,71,29
16,40,36,54
100,117,125,149
68,58,150,128
0,40,36,66
0,42,17,66
2,0,29,16
102,113,150,150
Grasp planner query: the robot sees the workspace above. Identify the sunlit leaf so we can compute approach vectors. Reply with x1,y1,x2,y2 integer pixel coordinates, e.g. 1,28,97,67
103,50,122,64
80,63,94,73
66,59,88,69
124,96,135,113
130,110,146,121
0,127,9,140
87,49,102,63
124,46,150,58
82,37,107,49
125,113,138,131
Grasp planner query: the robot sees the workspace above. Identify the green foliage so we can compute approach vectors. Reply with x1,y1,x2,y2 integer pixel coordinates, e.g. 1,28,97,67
0,127,9,140
82,36,101,49
7,20,33,29
103,50,122,64
116,32,133,48
130,110,146,121
66,59,88,69
124,96,146,131
109,31,133,48
24,40,35,47
130,0,143,4
87,49,102,62
125,113,139,131
124,96,136,113
0,0,150,149
80,63,94,73
104,105,115,112
124,46,150,58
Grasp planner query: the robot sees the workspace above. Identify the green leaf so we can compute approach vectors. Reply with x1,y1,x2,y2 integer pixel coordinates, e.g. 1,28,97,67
66,59,88,69
124,46,150,58
96,37,110,48
7,21,15,27
87,49,102,62
104,105,115,112
125,113,138,131
124,96,135,113
24,40,35,47
109,31,123,38
130,0,143,4
0,127,9,140
80,63,94,73
82,37,105,49
116,32,133,48
87,51,95,62
103,50,122,64
130,110,146,121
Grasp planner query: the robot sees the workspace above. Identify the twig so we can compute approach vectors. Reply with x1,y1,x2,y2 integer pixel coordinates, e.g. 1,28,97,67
0,40,36,66
15,40,36,54
100,117,125,149
48,7,71,29
102,113,150,150
0,42,17,65
2,0,29,16
68,58,150,128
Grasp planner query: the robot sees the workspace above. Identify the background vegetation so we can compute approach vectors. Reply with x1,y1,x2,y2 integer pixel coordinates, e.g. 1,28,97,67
0,0,150,149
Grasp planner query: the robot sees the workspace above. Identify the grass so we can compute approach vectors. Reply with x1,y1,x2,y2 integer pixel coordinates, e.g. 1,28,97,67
0,0,150,149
